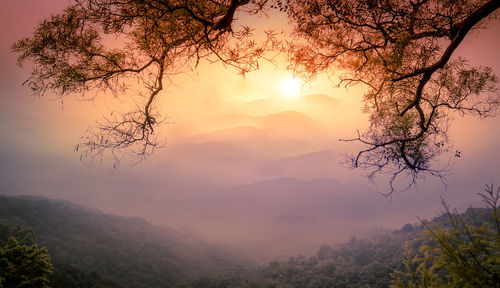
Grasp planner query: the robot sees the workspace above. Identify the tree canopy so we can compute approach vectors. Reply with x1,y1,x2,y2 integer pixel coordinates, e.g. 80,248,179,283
391,184,500,287
0,237,53,288
282,0,500,192
13,0,500,191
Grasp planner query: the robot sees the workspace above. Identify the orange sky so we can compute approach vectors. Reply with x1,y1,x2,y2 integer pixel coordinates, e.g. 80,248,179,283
1,1,500,254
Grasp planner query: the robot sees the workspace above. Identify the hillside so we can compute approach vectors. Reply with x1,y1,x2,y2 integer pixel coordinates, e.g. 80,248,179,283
0,195,249,288
187,223,424,288
176,177,416,259
185,204,495,288
0,193,493,288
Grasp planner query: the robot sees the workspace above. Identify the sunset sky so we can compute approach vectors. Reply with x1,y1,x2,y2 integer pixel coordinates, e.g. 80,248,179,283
1,0,499,257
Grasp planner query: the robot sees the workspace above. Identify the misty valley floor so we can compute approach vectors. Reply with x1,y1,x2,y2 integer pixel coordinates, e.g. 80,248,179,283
3,193,493,288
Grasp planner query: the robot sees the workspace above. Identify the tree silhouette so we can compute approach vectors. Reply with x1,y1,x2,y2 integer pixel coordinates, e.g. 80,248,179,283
13,0,278,165
280,0,500,193
13,0,500,190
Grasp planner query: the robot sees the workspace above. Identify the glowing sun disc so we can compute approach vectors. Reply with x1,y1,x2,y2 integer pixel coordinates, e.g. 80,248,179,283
279,77,301,98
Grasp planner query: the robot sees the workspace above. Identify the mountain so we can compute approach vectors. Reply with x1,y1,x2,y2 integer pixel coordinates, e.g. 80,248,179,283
193,177,390,225
243,94,341,117
192,126,268,143
192,111,333,155
0,195,250,288
259,149,341,180
185,204,496,288
1,192,488,288
193,222,422,288
177,177,389,259
254,110,323,131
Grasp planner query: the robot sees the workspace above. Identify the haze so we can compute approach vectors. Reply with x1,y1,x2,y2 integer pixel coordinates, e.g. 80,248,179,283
1,0,499,261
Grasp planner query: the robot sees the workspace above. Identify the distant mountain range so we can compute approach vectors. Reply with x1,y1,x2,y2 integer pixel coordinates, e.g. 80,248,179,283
170,177,400,259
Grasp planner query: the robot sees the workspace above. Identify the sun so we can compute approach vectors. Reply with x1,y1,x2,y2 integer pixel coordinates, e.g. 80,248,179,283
279,76,302,99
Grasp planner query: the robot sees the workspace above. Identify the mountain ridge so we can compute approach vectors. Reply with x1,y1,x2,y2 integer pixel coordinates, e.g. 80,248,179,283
0,194,251,287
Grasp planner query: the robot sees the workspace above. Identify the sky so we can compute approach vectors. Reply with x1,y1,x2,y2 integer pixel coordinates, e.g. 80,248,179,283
1,0,499,259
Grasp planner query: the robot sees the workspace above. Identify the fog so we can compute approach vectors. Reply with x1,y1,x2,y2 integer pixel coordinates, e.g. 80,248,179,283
1,0,499,262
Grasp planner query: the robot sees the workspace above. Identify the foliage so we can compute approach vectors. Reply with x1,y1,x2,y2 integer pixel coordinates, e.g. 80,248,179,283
0,219,36,247
187,186,500,288
13,0,500,189
12,0,277,166
391,184,500,287
1,190,498,287
0,237,53,288
2,194,418,288
0,195,249,288
187,226,423,288
279,0,500,193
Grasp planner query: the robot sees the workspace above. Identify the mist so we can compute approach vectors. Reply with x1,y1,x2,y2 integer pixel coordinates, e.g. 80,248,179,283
1,0,499,273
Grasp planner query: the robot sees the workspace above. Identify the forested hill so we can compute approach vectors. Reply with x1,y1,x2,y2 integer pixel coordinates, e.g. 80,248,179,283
0,195,250,288
187,206,494,288
1,194,493,288
188,223,425,288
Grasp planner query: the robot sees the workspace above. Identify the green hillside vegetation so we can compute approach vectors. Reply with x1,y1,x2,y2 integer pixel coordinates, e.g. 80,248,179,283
187,186,499,288
392,184,500,288
187,222,423,288
0,185,498,288
0,195,248,288
0,237,53,288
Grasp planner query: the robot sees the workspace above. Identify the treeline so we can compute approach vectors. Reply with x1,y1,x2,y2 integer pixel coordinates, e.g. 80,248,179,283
186,223,422,288
1,186,498,288
0,195,249,288
189,185,500,288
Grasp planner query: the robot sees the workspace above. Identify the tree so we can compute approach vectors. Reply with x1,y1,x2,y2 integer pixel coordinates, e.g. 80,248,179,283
13,0,278,165
391,184,500,287
0,221,36,247
13,0,500,189
280,0,500,193
0,237,53,288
